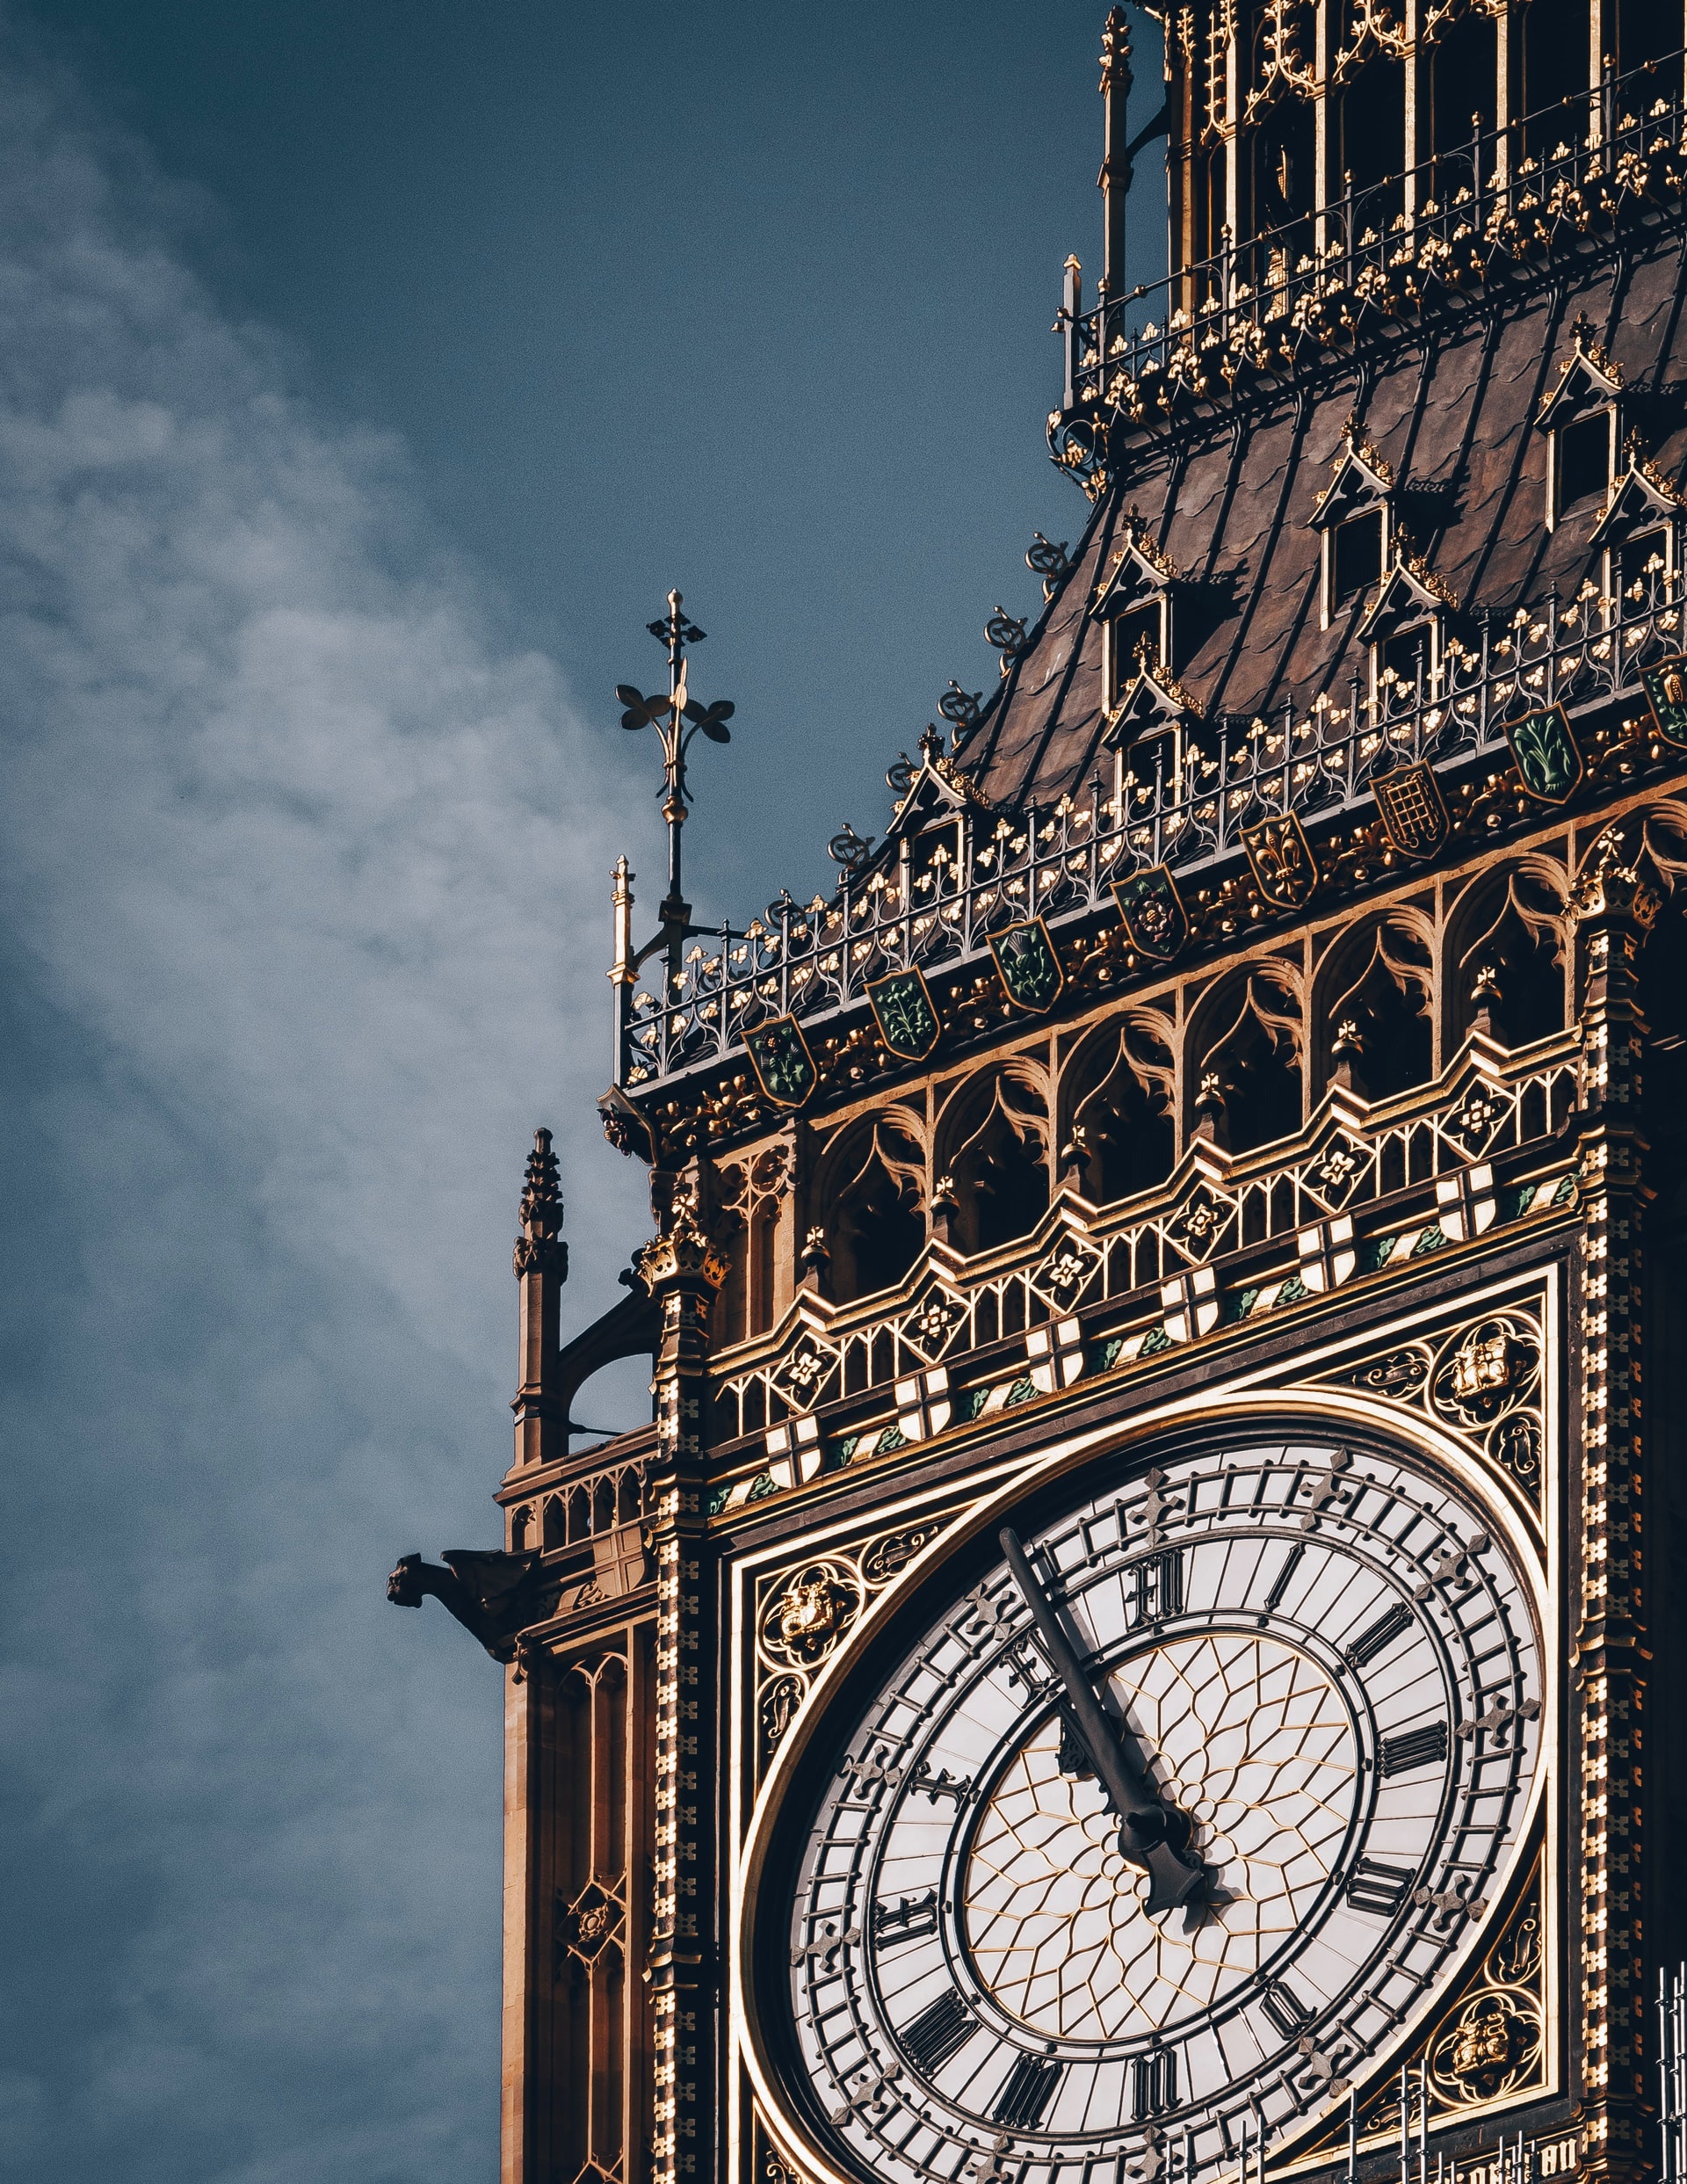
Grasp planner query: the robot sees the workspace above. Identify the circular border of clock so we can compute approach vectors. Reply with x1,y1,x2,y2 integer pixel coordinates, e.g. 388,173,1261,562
737,1397,1550,2184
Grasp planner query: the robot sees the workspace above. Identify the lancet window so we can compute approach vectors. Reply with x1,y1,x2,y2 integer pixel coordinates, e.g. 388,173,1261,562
1059,1014,1177,1206
1191,967,1305,1153
1524,0,1591,149
820,1116,926,1304
1318,919,1434,1102
937,1069,1051,1257
1426,8,1496,193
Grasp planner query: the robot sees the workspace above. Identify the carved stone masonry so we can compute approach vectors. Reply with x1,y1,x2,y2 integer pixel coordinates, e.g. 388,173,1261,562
514,1128,569,1471
1569,829,1660,2181
641,1199,728,2184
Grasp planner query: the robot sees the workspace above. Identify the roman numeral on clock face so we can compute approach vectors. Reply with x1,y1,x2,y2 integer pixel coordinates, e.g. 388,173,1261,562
1343,1600,1414,1667
1130,1549,1184,1625
1258,1976,1310,2040
899,1988,974,2074
1344,1857,1415,1915
1379,1722,1449,1777
1131,2050,1178,2118
992,2053,1063,2129
872,1892,938,1945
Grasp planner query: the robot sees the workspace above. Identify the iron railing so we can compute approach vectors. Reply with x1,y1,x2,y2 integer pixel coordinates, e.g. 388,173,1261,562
1055,50,1687,441
615,565,1682,1091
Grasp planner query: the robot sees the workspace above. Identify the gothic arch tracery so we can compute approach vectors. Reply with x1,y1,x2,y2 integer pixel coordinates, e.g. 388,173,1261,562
1447,860,1570,1051
1314,914,1435,1101
935,1063,1052,1257
1190,963,1305,1153
814,1109,928,1304
1057,1011,1177,1204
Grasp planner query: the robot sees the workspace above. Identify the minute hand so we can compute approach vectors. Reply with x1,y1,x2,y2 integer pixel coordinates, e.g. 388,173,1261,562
999,1526,1204,1915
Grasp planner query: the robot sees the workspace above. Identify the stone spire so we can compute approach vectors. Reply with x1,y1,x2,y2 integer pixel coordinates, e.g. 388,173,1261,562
512,1128,567,1470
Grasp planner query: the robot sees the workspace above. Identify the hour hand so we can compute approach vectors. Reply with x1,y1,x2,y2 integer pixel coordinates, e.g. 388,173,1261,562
999,1526,1205,1915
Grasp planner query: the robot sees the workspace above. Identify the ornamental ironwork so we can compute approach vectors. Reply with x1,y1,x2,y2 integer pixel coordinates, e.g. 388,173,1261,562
614,562,1687,1098
1053,53,1687,448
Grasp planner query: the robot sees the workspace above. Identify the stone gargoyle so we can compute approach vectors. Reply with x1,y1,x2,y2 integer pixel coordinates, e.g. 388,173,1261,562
386,1548,550,1662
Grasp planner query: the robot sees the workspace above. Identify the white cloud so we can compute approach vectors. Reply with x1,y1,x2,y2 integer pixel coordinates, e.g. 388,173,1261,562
0,34,655,2182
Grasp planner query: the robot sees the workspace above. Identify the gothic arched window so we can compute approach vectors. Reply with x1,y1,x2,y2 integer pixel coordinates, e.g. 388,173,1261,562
1321,921,1434,1103
940,1071,1051,1256
1061,1016,1177,1205
1451,869,1568,1050
824,1119,926,1304
1192,969,1304,1154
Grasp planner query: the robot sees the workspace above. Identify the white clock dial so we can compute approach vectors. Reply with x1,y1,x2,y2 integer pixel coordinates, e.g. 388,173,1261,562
767,1433,1544,2184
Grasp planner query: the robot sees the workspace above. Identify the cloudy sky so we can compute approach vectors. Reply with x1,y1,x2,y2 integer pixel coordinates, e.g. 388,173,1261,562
0,7,1162,2179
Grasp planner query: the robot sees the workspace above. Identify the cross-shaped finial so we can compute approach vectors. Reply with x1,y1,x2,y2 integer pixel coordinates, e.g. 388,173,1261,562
614,591,735,979
647,586,706,657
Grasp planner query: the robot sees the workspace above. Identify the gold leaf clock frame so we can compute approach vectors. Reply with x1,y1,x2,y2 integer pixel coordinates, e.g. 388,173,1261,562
726,1261,1564,2184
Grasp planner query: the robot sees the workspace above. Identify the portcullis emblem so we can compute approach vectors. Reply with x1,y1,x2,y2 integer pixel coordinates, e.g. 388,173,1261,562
1373,763,1450,859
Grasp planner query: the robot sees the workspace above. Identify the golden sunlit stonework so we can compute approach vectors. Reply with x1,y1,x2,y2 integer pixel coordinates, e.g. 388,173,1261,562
391,8,1687,2184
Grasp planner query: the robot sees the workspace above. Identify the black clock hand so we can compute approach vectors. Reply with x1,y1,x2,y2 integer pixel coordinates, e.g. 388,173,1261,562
999,1526,1205,1915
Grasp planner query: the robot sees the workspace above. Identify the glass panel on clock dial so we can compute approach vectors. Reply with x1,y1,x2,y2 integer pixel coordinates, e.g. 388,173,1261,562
775,1436,1542,2184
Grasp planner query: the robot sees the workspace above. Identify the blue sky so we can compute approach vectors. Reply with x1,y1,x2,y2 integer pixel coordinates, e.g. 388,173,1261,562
0,7,1162,2178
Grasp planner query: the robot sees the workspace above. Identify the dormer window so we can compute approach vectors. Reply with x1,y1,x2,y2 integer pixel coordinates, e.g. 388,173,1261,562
1358,550,1457,707
1615,527,1670,601
1111,603,1164,681
1590,438,1684,614
1557,413,1615,512
1380,620,1433,688
1311,421,1395,627
1093,519,1178,707
1333,510,1387,606
1537,317,1625,530
1103,661,1201,805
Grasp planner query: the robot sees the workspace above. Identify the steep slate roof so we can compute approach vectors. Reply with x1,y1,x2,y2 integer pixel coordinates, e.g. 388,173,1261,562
964,232,1687,813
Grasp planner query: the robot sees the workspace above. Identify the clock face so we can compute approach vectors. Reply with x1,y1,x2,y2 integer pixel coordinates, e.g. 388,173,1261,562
763,1431,1544,2184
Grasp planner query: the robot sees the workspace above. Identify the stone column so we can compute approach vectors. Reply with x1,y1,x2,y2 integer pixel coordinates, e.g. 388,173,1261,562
504,1128,568,2182
640,1199,729,2184
1569,826,1662,2184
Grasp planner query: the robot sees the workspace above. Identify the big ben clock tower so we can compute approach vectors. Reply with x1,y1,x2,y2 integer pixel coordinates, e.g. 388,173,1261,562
390,9,1687,2184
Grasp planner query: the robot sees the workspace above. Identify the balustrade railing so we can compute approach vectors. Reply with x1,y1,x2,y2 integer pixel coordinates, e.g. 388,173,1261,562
616,566,1682,1090
1054,50,1687,439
